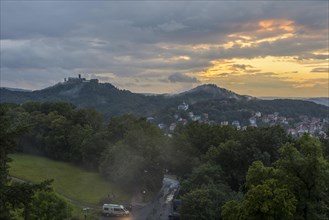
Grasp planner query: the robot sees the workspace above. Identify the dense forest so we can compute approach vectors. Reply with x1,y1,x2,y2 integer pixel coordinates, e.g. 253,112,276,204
175,121,329,220
1,102,328,219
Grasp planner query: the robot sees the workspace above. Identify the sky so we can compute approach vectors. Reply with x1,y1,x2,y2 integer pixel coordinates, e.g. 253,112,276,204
1,1,328,97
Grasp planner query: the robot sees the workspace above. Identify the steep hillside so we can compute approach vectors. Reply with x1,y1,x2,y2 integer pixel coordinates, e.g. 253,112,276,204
1,80,328,124
176,84,250,102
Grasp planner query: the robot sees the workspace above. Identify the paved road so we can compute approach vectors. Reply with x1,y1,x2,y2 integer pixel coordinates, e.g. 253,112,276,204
100,178,179,220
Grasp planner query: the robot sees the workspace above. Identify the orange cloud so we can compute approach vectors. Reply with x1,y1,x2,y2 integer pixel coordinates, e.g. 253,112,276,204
224,19,297,49
258,19,295,32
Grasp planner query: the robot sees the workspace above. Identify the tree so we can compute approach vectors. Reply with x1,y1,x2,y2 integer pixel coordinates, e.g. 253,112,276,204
29,191,72,220
5,180,53,220
67,124,93,163
80,131,109,170
180,163,226,194
181,186,234,220
205,140,261,191
43,112,71,160
245,161,277,189
99,143,145,191
175,123,237,156
22,102,75,118
100,114,169,192
181,188,217,220
221,200,243,220
167,126,200,178
222,179,296,220
275,135,329,219
179,162,237,220
71,108,104,131
240,126,291,164
0,105,53,219
0,105,27,218
222,135,329,220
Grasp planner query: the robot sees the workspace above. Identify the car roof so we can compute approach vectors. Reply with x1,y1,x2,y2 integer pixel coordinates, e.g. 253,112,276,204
103,204,123,207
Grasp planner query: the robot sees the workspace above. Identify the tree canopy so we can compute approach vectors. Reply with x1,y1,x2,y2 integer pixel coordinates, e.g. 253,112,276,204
1,102,328,219
0,105,71,220
222,135,329,220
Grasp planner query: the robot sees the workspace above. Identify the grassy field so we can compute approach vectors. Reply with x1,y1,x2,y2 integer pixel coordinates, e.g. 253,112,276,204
9,154,130,206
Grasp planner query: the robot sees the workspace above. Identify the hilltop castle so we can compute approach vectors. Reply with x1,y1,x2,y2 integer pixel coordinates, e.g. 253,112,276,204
64,74,99,84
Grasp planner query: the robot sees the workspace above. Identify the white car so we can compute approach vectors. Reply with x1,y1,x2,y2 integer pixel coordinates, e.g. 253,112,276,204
102,204,130,217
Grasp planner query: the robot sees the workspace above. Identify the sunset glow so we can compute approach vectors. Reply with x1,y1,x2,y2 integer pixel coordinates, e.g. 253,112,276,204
1,1,328,97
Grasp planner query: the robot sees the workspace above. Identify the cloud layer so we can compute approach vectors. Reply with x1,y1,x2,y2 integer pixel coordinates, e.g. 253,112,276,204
1,1,328,97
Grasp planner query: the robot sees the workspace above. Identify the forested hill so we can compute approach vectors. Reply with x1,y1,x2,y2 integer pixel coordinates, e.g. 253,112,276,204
1,80,328,123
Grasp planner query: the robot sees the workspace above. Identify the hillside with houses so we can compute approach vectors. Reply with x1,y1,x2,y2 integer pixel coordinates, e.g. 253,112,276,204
156,100,328,138
1,76,328,137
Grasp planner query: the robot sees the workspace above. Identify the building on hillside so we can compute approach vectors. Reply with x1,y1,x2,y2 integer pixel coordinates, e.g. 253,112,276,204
158,123,166,130
64,74,98,84
178,118,188,125
232,120,241,129
178,102,189,111
146,117,155,123
255,112,262,117
221,121,229,126
169,123,177,132
191,115,201,122
249,117,257,126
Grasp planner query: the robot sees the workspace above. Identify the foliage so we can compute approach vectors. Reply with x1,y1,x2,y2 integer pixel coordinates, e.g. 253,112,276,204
29,191,72,220
4,103,169,194
0,105,26,186
179,163,237,220
100,114,169,192
6,102,105,169
275,135,329,219
245,161,276,189
206,140,258,191
2,101,328,219
180,163,226,194
99,143,145,189
168,123,238,178
222,179,297,220
0,105,26,218
0,105,60,220
222,135,329,220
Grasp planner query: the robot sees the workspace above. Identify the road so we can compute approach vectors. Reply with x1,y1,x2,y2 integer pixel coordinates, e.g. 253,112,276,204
99,178,179,220
11,175,179,220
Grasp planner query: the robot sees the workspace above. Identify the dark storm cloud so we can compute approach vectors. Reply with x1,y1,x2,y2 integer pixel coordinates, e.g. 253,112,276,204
3,1,326,43
1,2,97,40
168,73,200,83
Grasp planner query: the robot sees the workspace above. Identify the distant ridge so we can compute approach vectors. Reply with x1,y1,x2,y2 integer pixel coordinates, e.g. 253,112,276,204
0,87,32,92
1,78,328,124
304,98,329,107
260,96,329,107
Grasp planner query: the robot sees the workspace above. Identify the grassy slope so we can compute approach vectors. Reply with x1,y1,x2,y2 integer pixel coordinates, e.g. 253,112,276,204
9,154,130,206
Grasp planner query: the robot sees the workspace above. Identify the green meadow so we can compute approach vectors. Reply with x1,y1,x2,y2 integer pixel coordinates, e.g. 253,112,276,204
9,154,130,206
